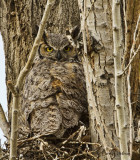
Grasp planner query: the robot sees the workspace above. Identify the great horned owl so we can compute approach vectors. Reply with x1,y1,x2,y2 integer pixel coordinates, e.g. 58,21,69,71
22,31,87,138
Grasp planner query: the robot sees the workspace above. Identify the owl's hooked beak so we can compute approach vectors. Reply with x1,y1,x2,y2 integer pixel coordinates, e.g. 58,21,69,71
56,51,62,60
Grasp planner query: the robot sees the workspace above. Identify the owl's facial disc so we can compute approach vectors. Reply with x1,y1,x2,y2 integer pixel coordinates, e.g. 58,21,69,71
39,43,54,57
39,42,74,61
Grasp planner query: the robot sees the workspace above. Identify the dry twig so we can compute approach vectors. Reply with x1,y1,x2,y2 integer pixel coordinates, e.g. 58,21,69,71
60,126,84,146
14,127,100,159
119,45,140,76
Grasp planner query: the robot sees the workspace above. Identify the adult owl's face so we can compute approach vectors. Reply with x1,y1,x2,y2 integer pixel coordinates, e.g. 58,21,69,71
39,33,77,61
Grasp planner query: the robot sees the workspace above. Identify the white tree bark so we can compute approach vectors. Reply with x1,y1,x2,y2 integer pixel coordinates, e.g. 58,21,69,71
78,0,112,159
112,0,129,160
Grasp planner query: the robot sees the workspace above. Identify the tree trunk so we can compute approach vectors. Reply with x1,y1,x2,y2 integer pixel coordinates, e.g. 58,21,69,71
84,0,123,159
0,0,140,159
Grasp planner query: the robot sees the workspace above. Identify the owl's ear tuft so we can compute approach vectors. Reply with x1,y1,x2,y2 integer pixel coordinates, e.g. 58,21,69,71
66,25,81,40
71,25,80,40
42,30,49,44
43,30,47,39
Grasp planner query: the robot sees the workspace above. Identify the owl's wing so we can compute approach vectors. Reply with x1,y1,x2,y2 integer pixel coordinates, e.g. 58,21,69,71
50,61,87,129
22,59,87,137
22,60,63,136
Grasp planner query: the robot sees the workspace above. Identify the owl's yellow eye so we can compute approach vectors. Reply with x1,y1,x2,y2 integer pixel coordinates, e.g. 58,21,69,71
64,46,70,52
46,47,53,52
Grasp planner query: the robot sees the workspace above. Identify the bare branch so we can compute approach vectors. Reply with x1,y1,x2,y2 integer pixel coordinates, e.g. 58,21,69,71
126,15,140,159
122,1,134,67
119,45,140,76
9,0,56,160
133,15,140,41
0,104,9,139
76,125,86,141
7,81,18,96
112,0,129,159
15,0,55,91
127,58,133,159
68,141,101,146
120,15,140,76
114,109,119,137
9,96,19,160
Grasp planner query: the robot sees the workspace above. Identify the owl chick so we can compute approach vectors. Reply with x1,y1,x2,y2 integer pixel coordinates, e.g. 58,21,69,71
22,31,87,138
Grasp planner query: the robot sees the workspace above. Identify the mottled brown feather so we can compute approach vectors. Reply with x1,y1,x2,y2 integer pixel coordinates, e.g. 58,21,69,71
22,33,87,137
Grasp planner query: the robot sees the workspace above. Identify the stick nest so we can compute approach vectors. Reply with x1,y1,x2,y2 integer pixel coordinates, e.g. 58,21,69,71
1,125,101,160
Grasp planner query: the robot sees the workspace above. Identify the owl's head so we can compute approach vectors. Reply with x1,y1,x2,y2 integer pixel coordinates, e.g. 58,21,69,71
38,32,78,62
